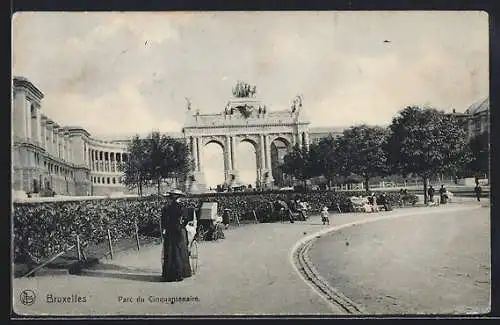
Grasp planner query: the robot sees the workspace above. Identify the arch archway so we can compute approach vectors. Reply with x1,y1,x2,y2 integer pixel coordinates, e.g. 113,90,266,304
270,137,291,187
202,140,225,189
234,139,258,188
182,96,311,192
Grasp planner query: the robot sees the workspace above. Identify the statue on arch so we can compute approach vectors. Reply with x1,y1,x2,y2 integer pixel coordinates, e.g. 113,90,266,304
291,95,303,113
185,97,192,111
232,80,256,98
251,85,257,97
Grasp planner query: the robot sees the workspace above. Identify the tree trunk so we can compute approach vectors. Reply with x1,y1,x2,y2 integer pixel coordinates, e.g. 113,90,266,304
328,178,332,190
423,177,429,204
303,179,307,192
364,176,370,193
157,178,161,195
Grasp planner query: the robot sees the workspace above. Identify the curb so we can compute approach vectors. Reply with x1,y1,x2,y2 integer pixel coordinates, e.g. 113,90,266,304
19,268,71,278
294,238,365,314
290,205,482,315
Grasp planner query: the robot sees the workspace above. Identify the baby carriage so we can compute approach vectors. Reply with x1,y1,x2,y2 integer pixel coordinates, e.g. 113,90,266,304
197,202,225,241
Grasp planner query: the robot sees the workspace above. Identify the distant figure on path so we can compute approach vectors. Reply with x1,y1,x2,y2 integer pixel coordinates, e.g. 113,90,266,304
475,184,482,202
399,188,406,207
321,206,330,225
439,185,448,204
371,193,379,212
161,189,192,282
428,185,435,203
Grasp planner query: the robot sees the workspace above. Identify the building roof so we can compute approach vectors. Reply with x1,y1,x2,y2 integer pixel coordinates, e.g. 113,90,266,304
465,97,489,115
95,131,184,142
13,76,44,100
309,126,347,134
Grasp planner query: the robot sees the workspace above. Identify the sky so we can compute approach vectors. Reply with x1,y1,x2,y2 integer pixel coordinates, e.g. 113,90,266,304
12,11,489,187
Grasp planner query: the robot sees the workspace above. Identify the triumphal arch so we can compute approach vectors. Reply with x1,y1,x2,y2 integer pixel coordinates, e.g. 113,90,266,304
182,81,310,193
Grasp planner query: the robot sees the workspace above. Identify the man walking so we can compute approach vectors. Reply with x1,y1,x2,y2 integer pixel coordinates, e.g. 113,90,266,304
474,183,482,202
427,185,435,203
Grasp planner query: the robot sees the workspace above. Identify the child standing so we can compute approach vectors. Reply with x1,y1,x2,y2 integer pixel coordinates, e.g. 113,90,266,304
321,206,330,225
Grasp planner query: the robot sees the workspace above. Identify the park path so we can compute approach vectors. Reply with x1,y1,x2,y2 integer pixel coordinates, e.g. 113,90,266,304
13,199,488,316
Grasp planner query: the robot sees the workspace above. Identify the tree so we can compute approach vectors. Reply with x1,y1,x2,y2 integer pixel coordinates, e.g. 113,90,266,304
340,125,389,192
316,135,348,188
280,143,322,190
143,132,191,195
119,135,149,196
168,135,192,188
120,132,191,196
385,106,471,203
466,131,489,182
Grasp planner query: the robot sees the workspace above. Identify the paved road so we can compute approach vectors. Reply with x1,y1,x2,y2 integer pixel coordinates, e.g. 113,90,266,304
13,201,488,316
308,205,490,315
14,217,343,316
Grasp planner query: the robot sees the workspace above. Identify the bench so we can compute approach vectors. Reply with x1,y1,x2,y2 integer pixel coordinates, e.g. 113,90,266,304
350,196,390,212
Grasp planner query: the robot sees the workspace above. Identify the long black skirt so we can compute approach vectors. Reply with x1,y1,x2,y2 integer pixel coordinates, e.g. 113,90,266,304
161,229,192,282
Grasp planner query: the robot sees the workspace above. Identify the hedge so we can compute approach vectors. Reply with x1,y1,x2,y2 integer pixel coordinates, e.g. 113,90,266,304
13,190,417,262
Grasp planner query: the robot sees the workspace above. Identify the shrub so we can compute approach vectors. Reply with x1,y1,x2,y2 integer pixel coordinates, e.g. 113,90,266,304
13,190,417,261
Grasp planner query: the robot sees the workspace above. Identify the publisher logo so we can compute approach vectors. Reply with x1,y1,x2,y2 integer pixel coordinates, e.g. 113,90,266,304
20,289,36,306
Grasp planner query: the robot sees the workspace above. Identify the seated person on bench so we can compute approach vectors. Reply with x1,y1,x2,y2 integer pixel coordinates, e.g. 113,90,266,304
378,192,392,211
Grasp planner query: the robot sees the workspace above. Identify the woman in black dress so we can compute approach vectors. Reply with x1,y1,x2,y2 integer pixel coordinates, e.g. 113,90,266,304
161,190,192,282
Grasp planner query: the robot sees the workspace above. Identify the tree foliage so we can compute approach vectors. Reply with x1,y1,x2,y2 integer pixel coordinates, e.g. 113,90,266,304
281,143,322,188
385,106,471,202
119,135,149,195
315,135,348,187
466,131,489,179
120,132,191,195
340,125,389,191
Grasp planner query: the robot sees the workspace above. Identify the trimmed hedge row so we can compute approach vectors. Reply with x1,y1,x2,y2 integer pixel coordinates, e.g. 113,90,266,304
13,190,417,261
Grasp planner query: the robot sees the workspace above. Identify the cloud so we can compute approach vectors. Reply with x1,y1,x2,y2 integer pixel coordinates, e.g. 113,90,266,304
12,11,488,139
42,77,182,136
309,36,488,127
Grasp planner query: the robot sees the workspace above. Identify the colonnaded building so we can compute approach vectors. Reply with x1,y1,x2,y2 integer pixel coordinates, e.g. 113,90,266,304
11,77,343,197
11,76,489,197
